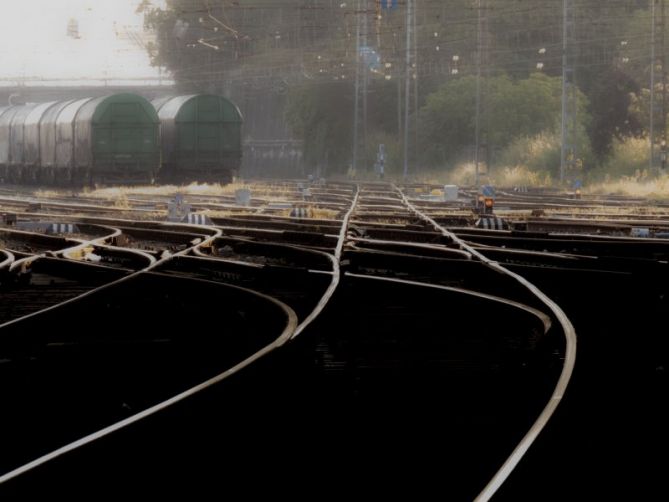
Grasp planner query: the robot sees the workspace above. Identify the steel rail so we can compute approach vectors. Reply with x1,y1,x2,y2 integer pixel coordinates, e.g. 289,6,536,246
0,249,14,270
0,278,297,486
2,222,219,328
345,272,552,334
348,236,473,260
0,196,367,482
396,186,577,502
0,222,230,479
290,185,359,339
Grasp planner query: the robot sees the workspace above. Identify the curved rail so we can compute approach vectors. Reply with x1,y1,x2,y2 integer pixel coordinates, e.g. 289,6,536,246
3,228,157,328
348,236,473,260
0,181,575,492
345,272,552,334
0,220,307,483
396,186,577,502
0,249,14,270
4,221,220,319
0,279,298,485
290,185,359,339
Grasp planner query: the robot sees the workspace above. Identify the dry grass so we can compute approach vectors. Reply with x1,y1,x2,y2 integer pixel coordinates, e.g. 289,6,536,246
588,174,669,200
445,163,477,186
401,163,552,188
489,165,553,187
33,189,64,198
595,136,649,179
392,164,473,185
88,183,231,199
203,209,256,219
87,182,303,201
309,207,340,219
111,194,131,209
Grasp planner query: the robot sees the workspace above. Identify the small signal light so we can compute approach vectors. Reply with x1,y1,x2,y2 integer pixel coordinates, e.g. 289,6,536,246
483,197,494,214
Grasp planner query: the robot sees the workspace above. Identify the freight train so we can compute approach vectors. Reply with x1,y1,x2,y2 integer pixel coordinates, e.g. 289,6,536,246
152,94,243,184
0,93,243,186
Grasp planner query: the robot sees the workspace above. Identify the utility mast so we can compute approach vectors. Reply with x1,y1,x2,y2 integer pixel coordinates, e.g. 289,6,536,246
362,0,369,171
403,0,413,179
560,0,577,184
413,0,419,172
352,0,370,173
353,0,362,173
474,0,487,186
651,0,657,171
650,0,667,171
662,0,667,170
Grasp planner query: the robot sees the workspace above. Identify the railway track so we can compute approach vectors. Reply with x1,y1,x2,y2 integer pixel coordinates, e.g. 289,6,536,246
0,181,666,498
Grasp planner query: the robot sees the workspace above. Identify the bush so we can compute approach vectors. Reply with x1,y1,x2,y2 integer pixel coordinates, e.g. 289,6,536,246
497,128,594,184
591,136,650,180
497,133,561,175
489,165,553,187
418,73,590,169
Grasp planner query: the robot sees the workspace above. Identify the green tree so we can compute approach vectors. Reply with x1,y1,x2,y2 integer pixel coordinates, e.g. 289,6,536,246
285,82,354,173
486,0,647,157
418,72,591,171
140,0,650,177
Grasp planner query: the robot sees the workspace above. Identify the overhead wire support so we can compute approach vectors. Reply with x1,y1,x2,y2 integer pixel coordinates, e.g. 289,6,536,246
353,0,362,173
662,0,668,170
474,0,485,187
650,0,657,172
362,0,369,172
351,2,370,173
403,0,413,180
649,0,666,172
413,0,419,175
560,0,577,184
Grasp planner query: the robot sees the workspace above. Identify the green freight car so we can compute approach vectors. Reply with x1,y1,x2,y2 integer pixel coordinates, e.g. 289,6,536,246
72,94,160,185
152,94,243,184
0,93,160,186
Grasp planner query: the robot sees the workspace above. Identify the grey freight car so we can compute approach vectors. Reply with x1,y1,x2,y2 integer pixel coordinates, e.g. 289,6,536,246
0,93,160,186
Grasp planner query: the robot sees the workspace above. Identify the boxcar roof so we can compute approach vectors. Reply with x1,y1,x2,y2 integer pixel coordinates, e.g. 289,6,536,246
152,94,243,123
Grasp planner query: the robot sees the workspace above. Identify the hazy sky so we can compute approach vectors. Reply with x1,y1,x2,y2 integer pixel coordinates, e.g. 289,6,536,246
0,0,169,84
